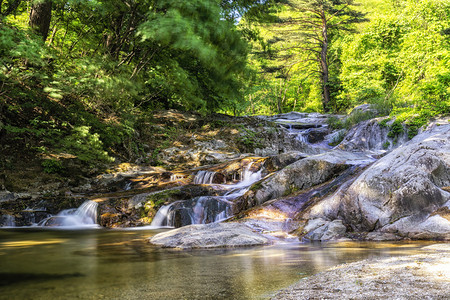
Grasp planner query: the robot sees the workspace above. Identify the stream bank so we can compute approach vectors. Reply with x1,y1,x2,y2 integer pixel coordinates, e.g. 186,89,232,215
271,243,450,299
1,109,449,244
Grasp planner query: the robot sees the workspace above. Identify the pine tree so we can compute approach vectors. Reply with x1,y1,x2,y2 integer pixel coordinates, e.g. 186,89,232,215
285,0,367,111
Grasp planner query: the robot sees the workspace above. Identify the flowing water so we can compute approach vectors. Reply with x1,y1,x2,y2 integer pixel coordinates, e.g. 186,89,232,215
0,228,435,300
151,163,262,227
1,113,435,299
37,200,99,228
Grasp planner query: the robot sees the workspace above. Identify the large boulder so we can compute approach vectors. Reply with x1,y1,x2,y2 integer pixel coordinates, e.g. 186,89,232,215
235,150,375,212
149,222,269,249
338,117,409,152
305,122,450,240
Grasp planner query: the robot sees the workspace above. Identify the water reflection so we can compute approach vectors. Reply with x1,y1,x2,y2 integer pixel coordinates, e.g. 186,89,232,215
0,228,434,299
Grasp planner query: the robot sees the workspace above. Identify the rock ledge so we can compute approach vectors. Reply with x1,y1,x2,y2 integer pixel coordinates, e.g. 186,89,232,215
149,222,270,249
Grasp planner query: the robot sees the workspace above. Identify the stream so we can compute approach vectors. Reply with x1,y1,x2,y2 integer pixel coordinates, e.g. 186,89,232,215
0,228,435,300
1,112,441,299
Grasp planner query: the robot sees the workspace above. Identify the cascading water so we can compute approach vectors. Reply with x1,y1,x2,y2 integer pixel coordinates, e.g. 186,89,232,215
151,163,262,228
193,170,217,184
151,196,234,227
37,200,99,228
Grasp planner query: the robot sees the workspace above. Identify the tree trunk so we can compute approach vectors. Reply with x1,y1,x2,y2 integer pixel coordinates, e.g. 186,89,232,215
29,0,52,41
320,10,331,112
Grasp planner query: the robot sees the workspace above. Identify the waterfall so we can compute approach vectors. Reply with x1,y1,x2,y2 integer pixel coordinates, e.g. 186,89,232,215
0,214,15,227
150,203,176,227
193,170,216,184
38,200,99,228
152,162,263,228
73,200,98,224
151,196,233,227
295,132,309,143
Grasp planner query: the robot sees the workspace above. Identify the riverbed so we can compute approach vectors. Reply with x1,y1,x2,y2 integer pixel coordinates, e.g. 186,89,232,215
0,228,437,299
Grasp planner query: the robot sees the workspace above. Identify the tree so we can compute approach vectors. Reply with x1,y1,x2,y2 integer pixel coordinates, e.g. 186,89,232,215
29,0,52,41
284,0,367,112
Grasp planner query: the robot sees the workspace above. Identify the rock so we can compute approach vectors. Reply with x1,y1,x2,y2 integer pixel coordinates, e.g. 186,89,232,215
0,191,15,202
338,117,408,152
305,123,450,240
235,150,375,212
347,103,379,118
303,219,347,241
382,215,450,240
305,127,329,143
149,222,269,249
264,151,308,172
366,232,402,241
271,244,450,299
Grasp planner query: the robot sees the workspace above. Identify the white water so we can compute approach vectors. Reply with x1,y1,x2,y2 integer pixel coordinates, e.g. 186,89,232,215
193,170,217,184
150,202,177,227
151,163,262,227
37,200,99,228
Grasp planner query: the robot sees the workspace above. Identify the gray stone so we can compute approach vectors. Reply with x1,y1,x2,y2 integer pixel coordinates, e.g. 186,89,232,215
0,191,16,202
366,232,401,241
382,215,450,240
306,123,450,240
236,150,375,212
303,219,347,241
149,222,269,249
338,117,409,152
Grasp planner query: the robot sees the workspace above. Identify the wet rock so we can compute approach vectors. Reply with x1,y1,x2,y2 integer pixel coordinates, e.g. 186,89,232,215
149,222,269,249
264,151,308,173
306,123,450,240
338,117,409,152
303,219,347,241
0,214,15,226
0,191,16,202
305,127,329,144
347,104,379,119
129,185,219,209
365,232,402,241
236,150,375,212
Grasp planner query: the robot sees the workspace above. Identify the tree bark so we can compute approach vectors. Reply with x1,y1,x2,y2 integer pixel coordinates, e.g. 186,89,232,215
320,9,331,112
29,0,53,41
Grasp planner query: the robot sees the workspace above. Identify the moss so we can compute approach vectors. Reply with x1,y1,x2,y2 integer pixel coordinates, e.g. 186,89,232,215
378,118,391,128
387,120,403,138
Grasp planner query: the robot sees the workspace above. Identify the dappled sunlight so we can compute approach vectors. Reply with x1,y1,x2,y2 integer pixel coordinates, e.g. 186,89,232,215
0,239,66,249
245,208,289,221
423,257,450,281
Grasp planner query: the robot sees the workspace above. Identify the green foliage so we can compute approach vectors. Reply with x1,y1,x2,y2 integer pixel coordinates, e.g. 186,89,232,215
327,116,344,130
328,130,346,146
339,0,450,120
378,118,391,128
41,159,64,174
238,128,264,151
61,126,114,163
387,120,403,138
0,0,258,169
344,110,378,129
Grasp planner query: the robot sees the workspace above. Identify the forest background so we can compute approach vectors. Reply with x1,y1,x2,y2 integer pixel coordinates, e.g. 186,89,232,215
0,0,449,173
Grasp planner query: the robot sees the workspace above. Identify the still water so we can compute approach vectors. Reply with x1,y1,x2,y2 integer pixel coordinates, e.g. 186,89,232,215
0,228,433,299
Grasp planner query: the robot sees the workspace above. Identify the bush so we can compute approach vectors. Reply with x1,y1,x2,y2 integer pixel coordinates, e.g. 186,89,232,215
41,159,64,174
